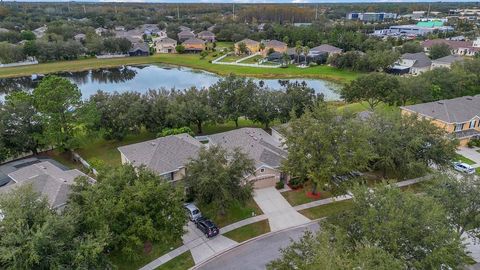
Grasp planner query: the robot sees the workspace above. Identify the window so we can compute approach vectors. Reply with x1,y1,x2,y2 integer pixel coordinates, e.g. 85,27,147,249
455,123,464,132
470,120,476,129
260,168,265,173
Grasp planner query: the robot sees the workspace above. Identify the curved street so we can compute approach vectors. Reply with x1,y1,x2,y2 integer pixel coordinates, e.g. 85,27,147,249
195,222,320,270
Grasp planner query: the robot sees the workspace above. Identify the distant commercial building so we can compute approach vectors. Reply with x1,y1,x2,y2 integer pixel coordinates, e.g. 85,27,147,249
347,12,397,22
372,21,453,38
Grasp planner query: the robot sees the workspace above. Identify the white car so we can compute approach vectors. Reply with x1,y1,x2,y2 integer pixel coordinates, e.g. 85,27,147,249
453,162,475,174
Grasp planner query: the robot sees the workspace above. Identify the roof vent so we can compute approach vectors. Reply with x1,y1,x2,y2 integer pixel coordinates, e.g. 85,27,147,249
466,97,473,100
437,101,444,105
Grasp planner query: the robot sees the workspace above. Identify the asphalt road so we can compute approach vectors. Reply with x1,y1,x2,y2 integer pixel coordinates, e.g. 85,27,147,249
196,222,320,270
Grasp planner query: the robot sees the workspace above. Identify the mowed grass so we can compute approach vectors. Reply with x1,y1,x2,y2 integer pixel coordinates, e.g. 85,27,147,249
0,53,360,83
454,154,476,165
109,240,182,270
156,251,195,270
298,200,353,220
201,199,263,228
223,219,270,242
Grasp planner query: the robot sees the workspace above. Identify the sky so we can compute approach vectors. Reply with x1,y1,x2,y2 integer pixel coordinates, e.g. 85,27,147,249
2,0,479,3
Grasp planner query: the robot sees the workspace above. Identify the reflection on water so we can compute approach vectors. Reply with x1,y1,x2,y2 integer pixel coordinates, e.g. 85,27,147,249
0,64,341,101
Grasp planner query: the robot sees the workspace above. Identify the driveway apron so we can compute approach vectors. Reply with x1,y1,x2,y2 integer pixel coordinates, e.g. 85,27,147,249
182,222,238,264
253,187,310,232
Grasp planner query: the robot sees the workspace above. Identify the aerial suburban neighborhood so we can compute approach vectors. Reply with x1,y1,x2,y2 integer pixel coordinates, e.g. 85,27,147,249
1,1,480,270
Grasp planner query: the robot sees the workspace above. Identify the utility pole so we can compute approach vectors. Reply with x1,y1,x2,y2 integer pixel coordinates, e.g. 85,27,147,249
83,4,86,14
232,3,235,20
177,5,180,20
315,4,318,20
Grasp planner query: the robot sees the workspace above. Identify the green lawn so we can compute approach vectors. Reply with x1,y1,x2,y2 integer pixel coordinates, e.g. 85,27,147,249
400,181,429,193
76,130,157,167
200,199,263,228
215,41,234,50
0,53,360,83
223,219,270,242
218,55,245,63
333,101,399,114
156,251,195,270
281,184,333,206
298,200,353,220
454,154,476,165
238,55,263,64
109,240,181,270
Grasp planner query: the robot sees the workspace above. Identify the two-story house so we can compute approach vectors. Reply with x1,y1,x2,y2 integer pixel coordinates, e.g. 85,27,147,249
234,39,261,55
400,95,480,146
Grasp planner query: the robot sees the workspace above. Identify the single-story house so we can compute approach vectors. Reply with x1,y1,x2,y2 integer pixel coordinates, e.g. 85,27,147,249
197,30,215,42
118,128,288,188
1,161,93,210
422,39,480,57
391,52,431,75
118,133,203,181
400,95,480,146
234,39,261,55
177,30,195,42
141,24,161,36
262,40,288,56
431,55,465,69
129,42,150,56
206,128,288,189
154,37,177,53
309,44,343,57
182,38,206,53
116,29,144,43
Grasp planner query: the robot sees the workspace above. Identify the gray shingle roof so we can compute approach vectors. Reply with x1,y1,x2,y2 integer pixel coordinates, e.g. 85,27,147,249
236,39,260,46
432,55,465,65
207,128,287,169
310,44,343,54
401,95,480,123
118,134,203,175
3,161,91,209
265,40,287,48
401,52,432,68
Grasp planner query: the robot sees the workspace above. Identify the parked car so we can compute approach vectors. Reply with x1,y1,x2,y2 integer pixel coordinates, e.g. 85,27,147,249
196,217,219,238
453,162,475,174
184,203,202,222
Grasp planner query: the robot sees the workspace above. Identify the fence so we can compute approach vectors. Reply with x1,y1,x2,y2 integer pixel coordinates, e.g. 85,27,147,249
96,54,128,59
0,60,38,68
71,151,98,176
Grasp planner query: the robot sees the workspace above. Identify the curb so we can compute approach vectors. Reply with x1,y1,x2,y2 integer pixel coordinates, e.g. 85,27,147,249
189,218,324,270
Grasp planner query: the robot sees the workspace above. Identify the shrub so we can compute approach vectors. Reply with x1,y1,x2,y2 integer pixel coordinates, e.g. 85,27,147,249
158,127,194,137
468,138,480,148
275,181,285,189
288,177,304,189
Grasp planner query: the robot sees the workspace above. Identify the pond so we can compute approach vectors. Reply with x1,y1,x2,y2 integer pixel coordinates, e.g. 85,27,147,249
0,64,341,101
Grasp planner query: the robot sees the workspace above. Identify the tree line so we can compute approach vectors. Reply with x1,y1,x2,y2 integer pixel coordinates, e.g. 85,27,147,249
0,74,320,161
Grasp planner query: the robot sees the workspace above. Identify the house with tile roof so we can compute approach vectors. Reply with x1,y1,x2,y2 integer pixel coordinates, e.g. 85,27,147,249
182,38,206,52
1,161,93,209
154,37,177,53
400,95,480,146
177,30,195,42
395,52,432,75
197,30,215,42
422,39,480,57
309,44,343,56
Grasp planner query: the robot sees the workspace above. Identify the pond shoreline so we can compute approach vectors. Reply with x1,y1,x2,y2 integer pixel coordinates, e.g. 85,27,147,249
0,54,358,84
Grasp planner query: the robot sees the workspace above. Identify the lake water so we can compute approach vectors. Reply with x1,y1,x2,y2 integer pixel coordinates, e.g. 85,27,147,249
0,64,341,101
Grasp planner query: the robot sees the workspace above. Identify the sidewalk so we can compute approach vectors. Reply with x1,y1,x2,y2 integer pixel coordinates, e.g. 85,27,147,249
140,176,431,269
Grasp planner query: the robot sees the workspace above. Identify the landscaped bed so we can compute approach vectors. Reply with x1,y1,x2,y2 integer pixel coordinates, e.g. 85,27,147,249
298,200,353,220
454,154,476,165
223,219,270,242
281,184,333,206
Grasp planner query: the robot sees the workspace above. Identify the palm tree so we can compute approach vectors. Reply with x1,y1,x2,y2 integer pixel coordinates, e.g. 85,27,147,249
295,41,303,64
302,46,310,65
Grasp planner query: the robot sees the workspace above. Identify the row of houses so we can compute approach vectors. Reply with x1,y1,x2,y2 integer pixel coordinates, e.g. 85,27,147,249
391,52,465,75
233,38,343,58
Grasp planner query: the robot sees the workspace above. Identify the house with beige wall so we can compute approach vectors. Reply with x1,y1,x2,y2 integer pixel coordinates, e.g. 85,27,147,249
182,38,206,53
117,128,288,188
400,95,480,146
262,40,288,56
234,39,261,55
154,37,177,53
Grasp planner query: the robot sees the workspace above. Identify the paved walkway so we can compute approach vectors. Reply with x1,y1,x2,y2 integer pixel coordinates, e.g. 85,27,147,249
140,176,432,269
457,147,480,168
253,187,310,232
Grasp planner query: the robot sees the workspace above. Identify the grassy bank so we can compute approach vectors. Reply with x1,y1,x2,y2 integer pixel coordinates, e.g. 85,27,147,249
223,220,270,242
0,53,360,83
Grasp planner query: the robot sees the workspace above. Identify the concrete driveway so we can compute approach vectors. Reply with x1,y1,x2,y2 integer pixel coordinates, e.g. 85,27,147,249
182,222,238,264
253,187,310,232
457,147,480,168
